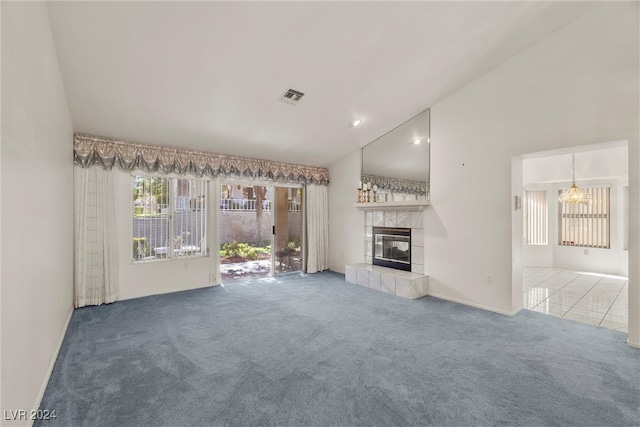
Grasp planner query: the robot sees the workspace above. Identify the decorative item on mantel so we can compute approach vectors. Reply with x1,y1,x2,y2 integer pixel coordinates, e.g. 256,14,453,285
358,180,379,203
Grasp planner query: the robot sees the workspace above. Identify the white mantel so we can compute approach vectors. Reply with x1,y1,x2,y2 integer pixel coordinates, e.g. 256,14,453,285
354,200,429,212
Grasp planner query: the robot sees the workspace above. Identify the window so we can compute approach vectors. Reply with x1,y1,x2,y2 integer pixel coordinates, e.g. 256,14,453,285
132,175,208,261
524,190,548,245
558,186,610,248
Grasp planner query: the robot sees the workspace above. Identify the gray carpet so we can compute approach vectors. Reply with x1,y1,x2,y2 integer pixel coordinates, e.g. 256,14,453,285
36,271,639,426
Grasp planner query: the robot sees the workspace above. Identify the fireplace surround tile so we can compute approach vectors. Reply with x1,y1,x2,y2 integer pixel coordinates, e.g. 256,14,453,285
384,211,397,227
365,240,372,258
345,266,356,284
395,278,412,299
365,210,425,270
412,264,424,275
345,263,428,300
369,271,381,291
413,279,428,298
380,273,396,294
411,228,424,247
397,211,411,228
357,268,370,286
411,246,424,265
373,212,384,226
411,211,423,229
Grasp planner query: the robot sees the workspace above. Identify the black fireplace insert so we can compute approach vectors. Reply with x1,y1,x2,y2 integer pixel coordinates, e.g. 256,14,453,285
372,227,411,271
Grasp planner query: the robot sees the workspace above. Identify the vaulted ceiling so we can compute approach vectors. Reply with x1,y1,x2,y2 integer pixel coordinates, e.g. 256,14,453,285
47,1,595,168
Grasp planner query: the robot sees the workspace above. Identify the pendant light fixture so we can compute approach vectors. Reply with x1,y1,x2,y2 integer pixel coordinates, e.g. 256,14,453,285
558,153,591,204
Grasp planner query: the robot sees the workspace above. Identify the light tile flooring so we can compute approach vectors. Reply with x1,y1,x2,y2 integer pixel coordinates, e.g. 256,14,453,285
523,267,628,332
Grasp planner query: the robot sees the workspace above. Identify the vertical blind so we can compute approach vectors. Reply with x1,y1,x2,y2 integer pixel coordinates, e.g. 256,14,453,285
558,187,610,248
524,190,548,245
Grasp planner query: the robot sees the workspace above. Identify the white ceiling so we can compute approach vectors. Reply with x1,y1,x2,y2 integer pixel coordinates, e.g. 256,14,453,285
46,1,595,168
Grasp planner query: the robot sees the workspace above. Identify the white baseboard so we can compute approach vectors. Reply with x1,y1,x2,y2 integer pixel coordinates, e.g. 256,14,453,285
28,307,73,427
118,282,217,301
429,292,520,316
627,339,640,349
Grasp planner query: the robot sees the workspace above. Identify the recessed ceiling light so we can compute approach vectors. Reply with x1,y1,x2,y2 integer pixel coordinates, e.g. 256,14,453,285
351,118,362,127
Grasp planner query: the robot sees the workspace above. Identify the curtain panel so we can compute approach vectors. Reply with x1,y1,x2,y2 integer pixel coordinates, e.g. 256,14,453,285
305,184,329,273
74,133,329,186
74,165,119,307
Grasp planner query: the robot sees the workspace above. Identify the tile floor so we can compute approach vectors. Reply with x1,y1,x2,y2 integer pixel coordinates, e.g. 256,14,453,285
523,267,628,332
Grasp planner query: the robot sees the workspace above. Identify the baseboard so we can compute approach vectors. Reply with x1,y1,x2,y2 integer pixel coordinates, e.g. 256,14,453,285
626,339,640,349
429,292,519,316
118,282,218,301
510,306,524,316
329,266,346,274
28,306,73,427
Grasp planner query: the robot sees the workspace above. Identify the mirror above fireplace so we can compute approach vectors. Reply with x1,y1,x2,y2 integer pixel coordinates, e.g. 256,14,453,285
361,109,430,201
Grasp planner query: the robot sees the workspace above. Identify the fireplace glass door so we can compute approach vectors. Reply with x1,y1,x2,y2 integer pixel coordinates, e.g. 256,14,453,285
373,227,411,271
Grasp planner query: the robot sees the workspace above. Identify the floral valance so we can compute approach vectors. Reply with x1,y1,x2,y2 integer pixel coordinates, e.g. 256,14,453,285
74,133,329,185
362,174,427,196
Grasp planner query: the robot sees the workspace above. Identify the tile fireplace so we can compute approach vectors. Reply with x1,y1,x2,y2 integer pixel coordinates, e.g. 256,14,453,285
345,209,427,300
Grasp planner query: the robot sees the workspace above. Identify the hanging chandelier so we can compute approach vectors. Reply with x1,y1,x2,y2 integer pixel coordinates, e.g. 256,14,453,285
558,153,591,204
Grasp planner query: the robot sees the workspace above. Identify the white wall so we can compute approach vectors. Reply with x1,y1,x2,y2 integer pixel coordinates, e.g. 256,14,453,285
1,2,74,424
426,2,638,332
116,170,216,300
328,150,364,273
328,3,639,342
523,146,628,184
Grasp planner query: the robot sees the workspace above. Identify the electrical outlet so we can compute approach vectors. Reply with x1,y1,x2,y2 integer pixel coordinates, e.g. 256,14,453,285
584,249,589,255
184,262,188,270
485,274,493,284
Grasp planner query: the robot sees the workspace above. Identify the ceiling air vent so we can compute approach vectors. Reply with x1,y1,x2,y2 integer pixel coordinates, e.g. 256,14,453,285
279,88,305,105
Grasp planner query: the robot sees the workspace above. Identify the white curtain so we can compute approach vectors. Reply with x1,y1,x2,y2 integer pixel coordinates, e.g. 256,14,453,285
305,184,329,273
74,165,119,307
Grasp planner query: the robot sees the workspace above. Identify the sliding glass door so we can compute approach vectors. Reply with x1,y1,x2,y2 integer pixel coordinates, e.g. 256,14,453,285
219,181,303,282
219,182,272,282
273,186,303,274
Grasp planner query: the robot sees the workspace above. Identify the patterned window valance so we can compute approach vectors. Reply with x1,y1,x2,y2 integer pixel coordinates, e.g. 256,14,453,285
362,174,427,196
74,133,329,185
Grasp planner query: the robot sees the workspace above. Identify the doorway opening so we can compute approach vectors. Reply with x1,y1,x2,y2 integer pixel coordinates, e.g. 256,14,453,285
516,141,629,332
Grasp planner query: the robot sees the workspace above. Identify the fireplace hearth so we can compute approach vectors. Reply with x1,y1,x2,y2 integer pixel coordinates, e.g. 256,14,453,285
373,227,411,271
